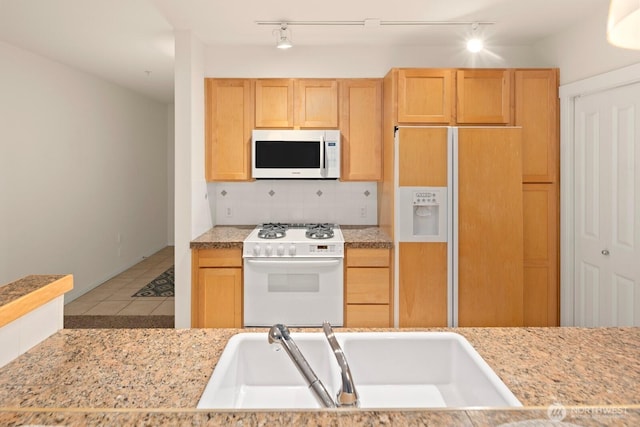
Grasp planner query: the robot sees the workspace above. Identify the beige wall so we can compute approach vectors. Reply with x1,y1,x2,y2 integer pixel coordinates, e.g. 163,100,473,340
534,2,640,84
0,41,170,301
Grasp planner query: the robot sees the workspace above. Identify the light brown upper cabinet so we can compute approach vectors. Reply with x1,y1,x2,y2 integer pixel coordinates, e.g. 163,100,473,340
456,69,512,124
339,79,383,181
515,69,559,183
396,69,455,124
295,79,338,128
255,78,338,128
205,79,253,181
255,79,294,127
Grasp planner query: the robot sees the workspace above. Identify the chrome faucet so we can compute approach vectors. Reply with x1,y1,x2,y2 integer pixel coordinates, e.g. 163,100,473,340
322,321,359,407
268,324,336,408
267,322,359,408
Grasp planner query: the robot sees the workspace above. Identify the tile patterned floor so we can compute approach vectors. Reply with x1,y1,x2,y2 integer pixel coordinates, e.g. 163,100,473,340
64,246,174,317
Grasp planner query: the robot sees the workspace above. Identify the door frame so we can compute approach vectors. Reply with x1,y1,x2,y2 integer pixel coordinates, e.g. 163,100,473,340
559,62,640,326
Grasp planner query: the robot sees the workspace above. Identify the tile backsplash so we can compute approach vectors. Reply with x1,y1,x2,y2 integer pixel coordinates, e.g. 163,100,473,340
209,180,377,225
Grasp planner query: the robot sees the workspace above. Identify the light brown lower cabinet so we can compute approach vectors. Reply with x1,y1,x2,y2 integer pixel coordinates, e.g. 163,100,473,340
345,248,392,327
523,183,559,326
399,242,448,327
191,248,243,328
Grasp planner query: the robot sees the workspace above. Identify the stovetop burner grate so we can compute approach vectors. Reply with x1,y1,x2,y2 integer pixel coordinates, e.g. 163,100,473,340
255,222,338,240
305,224,335,240
257,223,289,239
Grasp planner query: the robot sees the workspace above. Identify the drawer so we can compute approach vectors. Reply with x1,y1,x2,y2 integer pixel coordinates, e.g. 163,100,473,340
346,304,390,327
346,268,390,304
196,248,243,267
346,248,390,267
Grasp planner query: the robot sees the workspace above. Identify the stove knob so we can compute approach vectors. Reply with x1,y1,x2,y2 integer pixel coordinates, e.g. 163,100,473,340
252,244,261,256
289,245,297,256
265,244,273,256
277,245,285,256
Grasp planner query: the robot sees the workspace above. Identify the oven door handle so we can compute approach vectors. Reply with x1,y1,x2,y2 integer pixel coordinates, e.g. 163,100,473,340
245,259,342,268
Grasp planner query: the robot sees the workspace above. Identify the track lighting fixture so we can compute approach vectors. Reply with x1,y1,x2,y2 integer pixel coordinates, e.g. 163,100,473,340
274,23,293,49
259,20,494,52
466,23,484,53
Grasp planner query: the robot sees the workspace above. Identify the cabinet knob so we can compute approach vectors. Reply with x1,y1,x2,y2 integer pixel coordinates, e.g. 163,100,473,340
601,249,610,256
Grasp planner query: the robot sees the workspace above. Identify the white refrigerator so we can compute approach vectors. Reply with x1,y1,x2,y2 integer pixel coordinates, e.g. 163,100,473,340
394,126,524,327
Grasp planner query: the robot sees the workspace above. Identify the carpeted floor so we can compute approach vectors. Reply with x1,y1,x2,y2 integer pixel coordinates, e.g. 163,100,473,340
64,315,174,329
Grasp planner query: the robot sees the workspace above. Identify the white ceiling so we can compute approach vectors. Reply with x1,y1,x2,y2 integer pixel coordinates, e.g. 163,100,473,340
0,0,610,104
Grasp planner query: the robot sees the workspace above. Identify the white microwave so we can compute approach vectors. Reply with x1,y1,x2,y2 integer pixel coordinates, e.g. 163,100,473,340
251,129,341,179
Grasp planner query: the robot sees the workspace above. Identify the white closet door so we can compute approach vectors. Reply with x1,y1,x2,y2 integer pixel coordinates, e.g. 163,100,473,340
574,83,640,326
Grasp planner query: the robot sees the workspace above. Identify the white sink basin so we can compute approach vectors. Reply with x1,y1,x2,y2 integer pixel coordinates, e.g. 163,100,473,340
197,331,522,409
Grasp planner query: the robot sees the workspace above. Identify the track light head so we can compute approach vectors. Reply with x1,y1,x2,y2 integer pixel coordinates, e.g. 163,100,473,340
466,22,484,53
275,23,293,49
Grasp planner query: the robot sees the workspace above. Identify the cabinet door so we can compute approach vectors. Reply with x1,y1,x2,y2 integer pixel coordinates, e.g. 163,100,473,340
346,268,390,304
295,79,338,128
346,248,390,267
255,79,294,127
346,305,390,328
397,69,454,124
515,69,559,183
339,79,382,181
457,127,523,326
397,127,448,187
399,242,448,327
198,268,242,328
345,248,392,327
205,79,253,181
456,69,512,124
523,183,559,326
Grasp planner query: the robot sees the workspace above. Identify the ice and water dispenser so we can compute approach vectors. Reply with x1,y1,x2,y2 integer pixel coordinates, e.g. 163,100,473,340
398,187,448,242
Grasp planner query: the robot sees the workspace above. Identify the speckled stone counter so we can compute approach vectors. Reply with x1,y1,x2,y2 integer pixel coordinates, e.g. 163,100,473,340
0,275,67,308
341,226,393,249
190,225,393,250
0,274,72,327
1,327,639,426
190,225,254,249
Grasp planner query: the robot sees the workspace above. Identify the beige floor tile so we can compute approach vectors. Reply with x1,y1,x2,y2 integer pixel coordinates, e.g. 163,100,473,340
64,245,174,318
74,288,118,302
93,280,129,292
83,300,131,315
117,300,164,316
151,300,175,315
64,300,100,315
108,291,137,301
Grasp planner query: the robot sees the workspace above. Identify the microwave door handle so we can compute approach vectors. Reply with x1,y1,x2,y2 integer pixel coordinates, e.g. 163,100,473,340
320,136,326,170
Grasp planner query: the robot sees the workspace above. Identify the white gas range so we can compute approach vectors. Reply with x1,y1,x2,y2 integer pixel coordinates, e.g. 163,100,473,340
243,223,345,327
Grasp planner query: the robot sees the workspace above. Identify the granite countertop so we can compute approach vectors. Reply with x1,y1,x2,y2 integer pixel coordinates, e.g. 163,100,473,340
190,225,393,249
0,274,73,327
190,225,254,249
341,226,393,249
1,327,639,425
0,275,67,307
